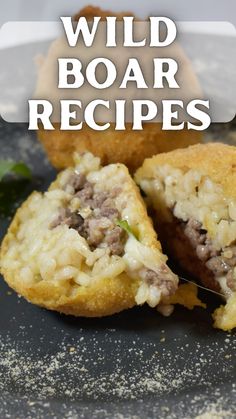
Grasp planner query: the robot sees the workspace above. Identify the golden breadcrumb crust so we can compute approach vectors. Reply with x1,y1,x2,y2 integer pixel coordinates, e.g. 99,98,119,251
135,143,236,200
38,124,201,174
0,164,163,317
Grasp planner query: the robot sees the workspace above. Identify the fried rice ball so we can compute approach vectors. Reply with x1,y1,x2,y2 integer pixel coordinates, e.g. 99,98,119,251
0,152,178,317
135,143,236,330
36,6,202,173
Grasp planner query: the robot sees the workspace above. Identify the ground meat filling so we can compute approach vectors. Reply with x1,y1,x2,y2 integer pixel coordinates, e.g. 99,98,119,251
50,208,84,230
51,173,127,256
181,218,236,292
49,172,178,301
142,265,178,296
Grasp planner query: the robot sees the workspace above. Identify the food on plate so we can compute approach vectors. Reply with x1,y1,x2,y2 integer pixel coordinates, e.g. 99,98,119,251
0,152,178,317
35,6,202,173
135,143,236,330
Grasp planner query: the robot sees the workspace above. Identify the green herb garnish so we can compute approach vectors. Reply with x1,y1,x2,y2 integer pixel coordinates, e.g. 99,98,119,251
0,161,31,182
117,219,138,240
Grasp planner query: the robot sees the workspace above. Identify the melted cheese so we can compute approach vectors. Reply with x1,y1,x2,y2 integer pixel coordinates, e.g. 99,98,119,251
213,293,236,331
162,283,206,310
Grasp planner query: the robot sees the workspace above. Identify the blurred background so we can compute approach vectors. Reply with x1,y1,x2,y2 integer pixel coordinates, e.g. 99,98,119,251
0,0,236,24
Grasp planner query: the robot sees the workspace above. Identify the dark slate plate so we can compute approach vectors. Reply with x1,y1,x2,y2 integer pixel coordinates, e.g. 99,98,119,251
0,119,236,419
